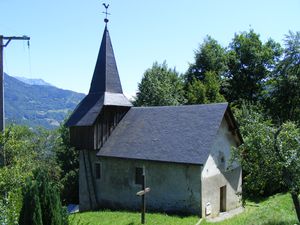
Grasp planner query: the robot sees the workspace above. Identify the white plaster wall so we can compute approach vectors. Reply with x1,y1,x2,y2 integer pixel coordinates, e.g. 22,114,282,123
201,118,242,218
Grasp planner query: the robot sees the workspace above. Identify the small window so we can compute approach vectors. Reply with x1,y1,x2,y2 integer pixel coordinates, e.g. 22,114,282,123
95,163,101,179
218,152,226,170
135,167,144,185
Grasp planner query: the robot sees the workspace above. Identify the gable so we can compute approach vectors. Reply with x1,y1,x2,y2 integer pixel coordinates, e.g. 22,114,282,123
97,103,231,165
202,116,241,178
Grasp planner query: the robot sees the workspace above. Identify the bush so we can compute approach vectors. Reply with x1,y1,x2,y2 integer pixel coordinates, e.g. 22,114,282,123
19,169,68,225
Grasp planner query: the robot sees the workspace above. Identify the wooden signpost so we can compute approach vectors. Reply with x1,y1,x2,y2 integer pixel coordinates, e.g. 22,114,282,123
136,171,150,224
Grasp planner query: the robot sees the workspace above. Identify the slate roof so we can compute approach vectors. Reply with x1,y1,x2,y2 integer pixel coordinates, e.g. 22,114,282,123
97,103,231,165
65,25,132,127
89,25,123,94
65,92,131,127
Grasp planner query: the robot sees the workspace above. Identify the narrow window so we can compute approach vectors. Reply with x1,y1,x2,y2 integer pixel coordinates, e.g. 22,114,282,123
95,163,101,179
135,167,144,185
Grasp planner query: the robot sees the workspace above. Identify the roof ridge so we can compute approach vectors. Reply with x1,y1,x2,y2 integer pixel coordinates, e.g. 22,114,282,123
132,102,228,110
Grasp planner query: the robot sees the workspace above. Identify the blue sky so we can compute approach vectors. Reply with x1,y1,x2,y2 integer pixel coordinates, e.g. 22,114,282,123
1,0,299,97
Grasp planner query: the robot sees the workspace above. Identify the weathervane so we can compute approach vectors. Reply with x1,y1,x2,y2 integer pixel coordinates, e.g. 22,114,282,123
102,3,110,24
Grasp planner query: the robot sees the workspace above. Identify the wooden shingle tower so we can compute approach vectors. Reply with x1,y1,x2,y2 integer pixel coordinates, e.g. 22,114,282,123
66,24,132,150
66,20,132,210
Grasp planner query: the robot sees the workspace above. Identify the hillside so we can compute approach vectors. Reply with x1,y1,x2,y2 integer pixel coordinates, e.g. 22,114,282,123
4,73,85,129
14,76,54,86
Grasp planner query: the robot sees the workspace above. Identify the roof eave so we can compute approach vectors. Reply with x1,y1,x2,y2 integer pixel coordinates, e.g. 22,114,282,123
96,154,204,166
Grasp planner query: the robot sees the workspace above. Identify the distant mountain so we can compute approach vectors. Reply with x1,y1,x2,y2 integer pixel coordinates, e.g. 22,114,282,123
14,76,54,86
4,73,85,129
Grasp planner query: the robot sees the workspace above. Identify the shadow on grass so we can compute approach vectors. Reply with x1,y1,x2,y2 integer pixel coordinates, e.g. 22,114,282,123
245,192,290,206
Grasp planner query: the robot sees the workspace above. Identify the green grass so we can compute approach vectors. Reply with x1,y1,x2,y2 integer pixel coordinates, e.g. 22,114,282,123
69,193,299,225
69,210,198,225
202,193,299,225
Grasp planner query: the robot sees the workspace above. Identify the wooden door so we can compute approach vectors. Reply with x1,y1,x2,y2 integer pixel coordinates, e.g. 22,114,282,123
220,185,226,212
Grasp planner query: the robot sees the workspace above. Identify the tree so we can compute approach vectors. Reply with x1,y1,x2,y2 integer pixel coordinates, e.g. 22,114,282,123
134,62,186,106
185,71,225,104
224,30,282,103
0,125,61,225
232,103,283,198
19,180,43,225
233,104,300,222
0,125,41,225
185,36,227,83
266,31,300,124
274,122,300,222
55,123,79,204
184,36,227,104
19,169,68,225
185,78,206,104
204,71,226,103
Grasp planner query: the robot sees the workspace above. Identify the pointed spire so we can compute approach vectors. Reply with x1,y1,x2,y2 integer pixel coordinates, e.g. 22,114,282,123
89,26,123,94
65,21,132,128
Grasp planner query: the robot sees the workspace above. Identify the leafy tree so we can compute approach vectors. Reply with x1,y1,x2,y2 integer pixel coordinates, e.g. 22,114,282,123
204,71,226,103
55,123,79,204
225,30,282,103
185,71,225,104
232,103,283,198
274,122,300,222
266,31,300,123
233,104,300,222
0,125,61,224
185,36,227,83
134,62,186,106
185,78,206,104
184,36,226,104
0,125,40,225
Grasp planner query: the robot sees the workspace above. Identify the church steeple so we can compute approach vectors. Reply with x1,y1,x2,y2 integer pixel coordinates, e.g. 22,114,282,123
89,25,123,94
65,23,132,128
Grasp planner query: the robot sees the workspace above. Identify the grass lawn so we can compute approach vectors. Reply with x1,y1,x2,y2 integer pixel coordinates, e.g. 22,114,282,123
69,193,299,225
69,210,198,225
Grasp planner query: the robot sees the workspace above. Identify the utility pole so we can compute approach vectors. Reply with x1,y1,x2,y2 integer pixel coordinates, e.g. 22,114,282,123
0,35,30,167
0,35,30,132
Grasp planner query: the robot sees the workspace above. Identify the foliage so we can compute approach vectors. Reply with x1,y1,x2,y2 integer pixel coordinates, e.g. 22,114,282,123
19,179,43,225
19,169,68,225
184,36,226,104
274,122,300,222
266,31,300,124
232,103,284,197
185,78,206,104
224,30,282,103
55,123,79,204
134,62,186,106
233,103,300,222
0,125,61,225
185,36,227,83
185,72,225,104
274,122,300,194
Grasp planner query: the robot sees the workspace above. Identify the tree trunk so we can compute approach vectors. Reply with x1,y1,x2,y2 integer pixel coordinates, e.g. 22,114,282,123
291,192,300,223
